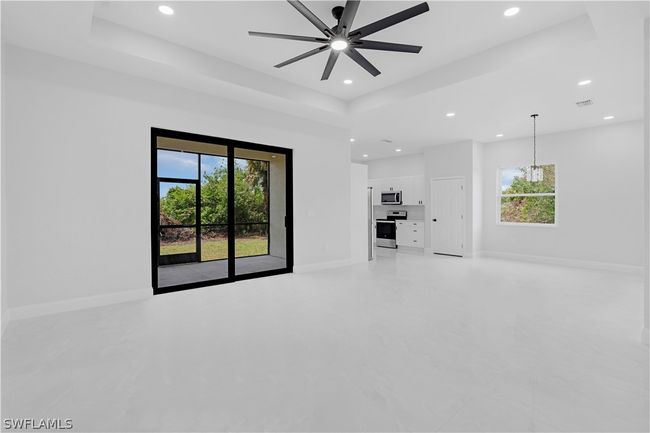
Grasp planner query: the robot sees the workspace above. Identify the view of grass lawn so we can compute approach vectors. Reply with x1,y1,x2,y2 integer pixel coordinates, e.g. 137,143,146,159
160,236,268,261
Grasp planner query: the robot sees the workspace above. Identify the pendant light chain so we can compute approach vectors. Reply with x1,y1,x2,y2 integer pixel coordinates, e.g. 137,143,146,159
531,113,538,168
533,115,537,167
528,113,543,182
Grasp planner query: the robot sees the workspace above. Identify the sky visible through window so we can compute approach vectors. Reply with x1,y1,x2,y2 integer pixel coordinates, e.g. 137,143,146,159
500,167,522,192
158,150,249,197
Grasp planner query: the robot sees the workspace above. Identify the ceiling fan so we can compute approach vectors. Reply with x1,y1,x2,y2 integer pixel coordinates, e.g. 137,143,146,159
248,0,430,80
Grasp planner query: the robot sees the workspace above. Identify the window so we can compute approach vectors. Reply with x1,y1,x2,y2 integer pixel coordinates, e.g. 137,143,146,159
498,165,556,225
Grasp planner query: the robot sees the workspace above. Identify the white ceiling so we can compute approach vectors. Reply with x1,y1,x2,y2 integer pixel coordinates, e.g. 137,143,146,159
91,1,588,100
2,1,648,161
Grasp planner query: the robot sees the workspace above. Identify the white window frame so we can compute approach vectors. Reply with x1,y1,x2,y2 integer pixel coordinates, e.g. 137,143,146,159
496,164,558,227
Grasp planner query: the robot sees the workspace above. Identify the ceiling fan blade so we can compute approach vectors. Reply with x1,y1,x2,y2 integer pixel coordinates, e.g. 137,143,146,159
345,48,381,76
248,31,329,43
349,2,429,39
287,0,334,37
354,40,422,53
321,50,340,80
274,45,330,68
338,0,360,37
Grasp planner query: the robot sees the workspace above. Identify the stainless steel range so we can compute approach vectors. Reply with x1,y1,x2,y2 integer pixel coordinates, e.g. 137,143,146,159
376,210,407,249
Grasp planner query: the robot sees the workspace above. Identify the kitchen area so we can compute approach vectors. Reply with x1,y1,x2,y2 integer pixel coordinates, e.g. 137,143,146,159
369,175,426,252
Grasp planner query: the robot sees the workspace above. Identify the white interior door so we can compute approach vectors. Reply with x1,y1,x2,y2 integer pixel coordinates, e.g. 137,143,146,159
430,178,465,256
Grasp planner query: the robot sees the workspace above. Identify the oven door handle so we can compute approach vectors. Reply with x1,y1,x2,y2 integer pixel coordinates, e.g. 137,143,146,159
376,221,395,224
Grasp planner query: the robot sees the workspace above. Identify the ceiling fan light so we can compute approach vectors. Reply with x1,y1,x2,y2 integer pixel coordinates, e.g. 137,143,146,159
158,5,174,15
331,39,348,51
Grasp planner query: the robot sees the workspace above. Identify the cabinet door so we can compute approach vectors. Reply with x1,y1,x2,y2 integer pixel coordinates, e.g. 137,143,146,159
381,179,392,193
411,176,425,205
401,176,415,205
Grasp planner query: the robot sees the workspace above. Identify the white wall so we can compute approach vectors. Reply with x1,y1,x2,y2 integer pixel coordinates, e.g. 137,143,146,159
643,17,649,342
1,10,6,334
350,163,369,263
481,121,644,267
424,140,476,254
3,46,351,309
366,153,425,179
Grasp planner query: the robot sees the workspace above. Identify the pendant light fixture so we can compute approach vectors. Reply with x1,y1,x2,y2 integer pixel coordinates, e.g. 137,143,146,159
526,114,543,182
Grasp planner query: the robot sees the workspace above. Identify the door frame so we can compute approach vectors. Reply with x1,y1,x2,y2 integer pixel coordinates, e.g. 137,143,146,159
151,127,294,295
429,176,465,257
157,177,200,266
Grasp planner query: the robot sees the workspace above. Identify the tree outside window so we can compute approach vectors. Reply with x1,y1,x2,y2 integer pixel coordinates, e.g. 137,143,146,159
499,165,556,225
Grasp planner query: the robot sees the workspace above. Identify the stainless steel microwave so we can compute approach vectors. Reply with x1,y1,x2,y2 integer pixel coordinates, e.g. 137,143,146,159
381,191,402,205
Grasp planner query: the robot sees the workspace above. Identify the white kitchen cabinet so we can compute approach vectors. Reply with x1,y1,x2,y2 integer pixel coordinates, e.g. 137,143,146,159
369,175,425,206
383,178,403,193
402,176,425,205
396,220,424,248
399,176,413,204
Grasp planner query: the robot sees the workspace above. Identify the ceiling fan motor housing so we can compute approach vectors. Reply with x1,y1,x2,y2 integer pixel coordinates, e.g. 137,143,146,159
332,6,345,22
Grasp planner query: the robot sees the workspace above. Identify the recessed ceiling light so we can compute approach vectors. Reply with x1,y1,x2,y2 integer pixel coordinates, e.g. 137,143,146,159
271,155,276,158
503,7,520,17
603,115,615,120
578,79,592,86
331,39,348,51
395,148,402,152
496,133,504,137
362,154,368,158
343,79,353,85
350,138,355,142
446,112,456,117
158,5,174,15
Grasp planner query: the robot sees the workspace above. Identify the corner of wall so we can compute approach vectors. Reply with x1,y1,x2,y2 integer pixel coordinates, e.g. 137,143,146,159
472,140,483,253
1,16,7,337
643,17,649,340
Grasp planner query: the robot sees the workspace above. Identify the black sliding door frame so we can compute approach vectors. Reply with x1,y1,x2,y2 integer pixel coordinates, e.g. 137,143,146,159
151,127,294,295
157,177,200,266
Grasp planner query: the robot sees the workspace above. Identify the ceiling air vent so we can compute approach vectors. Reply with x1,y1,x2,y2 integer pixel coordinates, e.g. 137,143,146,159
576,99,594,107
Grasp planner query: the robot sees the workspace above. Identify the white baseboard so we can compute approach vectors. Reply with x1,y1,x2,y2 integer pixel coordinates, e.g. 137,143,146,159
7,288,152,322
477,250,643,275
294,258,353,273
424,247,471,258
396,245,425,254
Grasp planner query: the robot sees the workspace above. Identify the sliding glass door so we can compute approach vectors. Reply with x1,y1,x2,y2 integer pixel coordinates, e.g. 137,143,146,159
151,129,293,294
235,148,287,276
158,179,198,266
199,154,229,262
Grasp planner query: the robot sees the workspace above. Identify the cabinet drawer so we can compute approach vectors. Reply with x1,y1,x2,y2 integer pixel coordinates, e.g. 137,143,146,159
408,237,422,245
399,238,422,247
396,224,424,247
